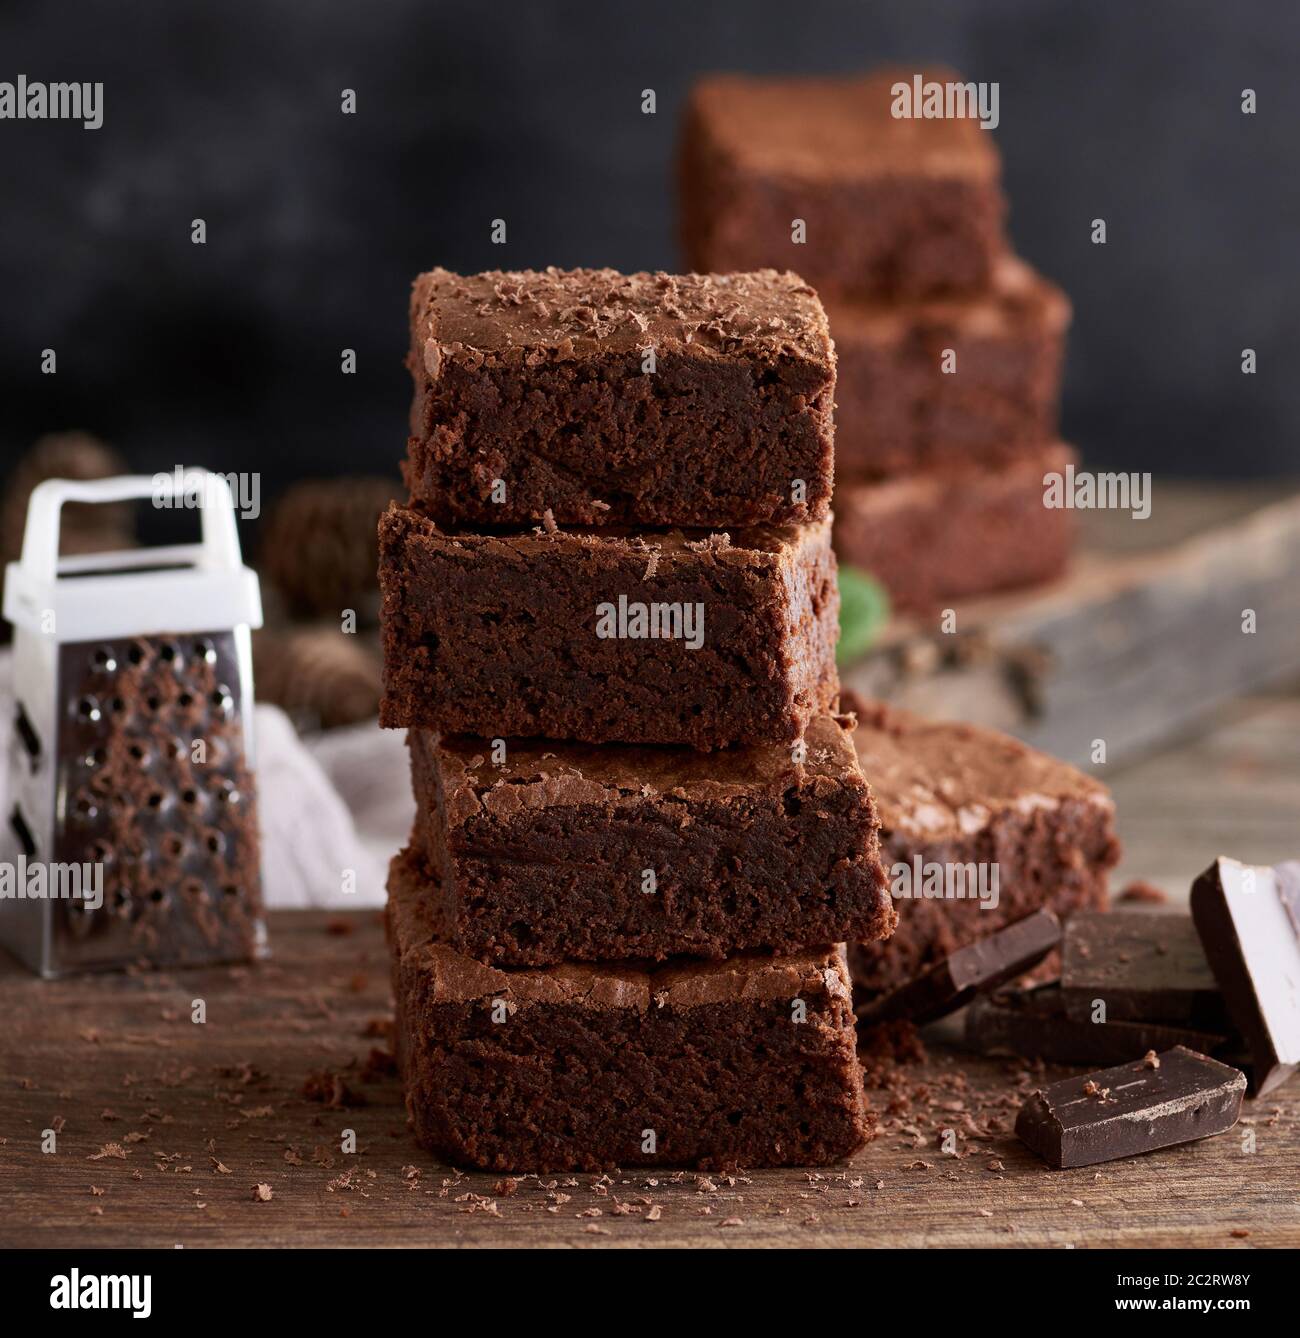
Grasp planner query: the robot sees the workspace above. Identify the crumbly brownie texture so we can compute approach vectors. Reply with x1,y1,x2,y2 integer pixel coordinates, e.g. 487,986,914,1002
679,70,1006,300
406,267,835,528
378,504,840,749
387,851,872,1172
827,258,1070,479
843,695,1119,998
405,714,894,966
833,444,1077,614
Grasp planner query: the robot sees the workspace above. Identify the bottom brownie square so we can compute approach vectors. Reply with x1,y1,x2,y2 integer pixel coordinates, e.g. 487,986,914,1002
843,696,1120,999
833,444,1077,613
387,849,871,1172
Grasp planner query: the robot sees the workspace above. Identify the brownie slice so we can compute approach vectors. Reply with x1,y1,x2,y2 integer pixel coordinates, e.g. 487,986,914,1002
843,695,1120,998
387,850,872,1172
406,267,835,528
406,714,895,966
379,504,840,750
679,69,1006,300
827,257,1070,479
833,444,1077,614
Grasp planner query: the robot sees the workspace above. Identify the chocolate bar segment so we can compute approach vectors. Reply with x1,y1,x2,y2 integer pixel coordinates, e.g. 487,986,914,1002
1015,1047,1246,1169
1060,910,1228,1029
1191,857,1300,1096
966,984,1228,1067
406,715,894,966
387,852,871,1172
406,267,835,529
858,909,1060,1025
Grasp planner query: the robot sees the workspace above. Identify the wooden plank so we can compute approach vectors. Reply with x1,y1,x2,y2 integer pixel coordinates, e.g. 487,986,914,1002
0,914,1295,1249
843,484,1300,770
2,694,1296,1249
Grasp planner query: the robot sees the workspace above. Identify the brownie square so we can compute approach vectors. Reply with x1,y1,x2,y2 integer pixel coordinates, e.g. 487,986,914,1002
833,444,1077,613
387,848,872,1172
406,714,895,966
827,257,1070,479
843,695,1120,998
379,504,840,750
406,267,835,528
679,69,1006,300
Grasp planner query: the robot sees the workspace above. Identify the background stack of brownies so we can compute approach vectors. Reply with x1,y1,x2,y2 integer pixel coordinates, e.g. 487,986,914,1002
378,265,897,1172
680,67,1075,613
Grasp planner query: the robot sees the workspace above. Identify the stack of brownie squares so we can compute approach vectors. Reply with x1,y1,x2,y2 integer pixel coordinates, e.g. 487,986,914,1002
378,265,897,1171
680,67,1075,613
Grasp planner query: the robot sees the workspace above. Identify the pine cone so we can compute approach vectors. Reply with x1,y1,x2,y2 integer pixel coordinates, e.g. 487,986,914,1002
2,431,133,563
258,477,398,624
253,625,382,731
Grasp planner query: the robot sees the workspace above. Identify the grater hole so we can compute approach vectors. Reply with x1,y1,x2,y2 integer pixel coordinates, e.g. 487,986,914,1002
14,703,41,766
9,806,36,858
90,646,118,673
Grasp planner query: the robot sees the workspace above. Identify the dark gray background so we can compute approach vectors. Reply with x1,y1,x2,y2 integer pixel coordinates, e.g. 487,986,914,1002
1,0,1296,515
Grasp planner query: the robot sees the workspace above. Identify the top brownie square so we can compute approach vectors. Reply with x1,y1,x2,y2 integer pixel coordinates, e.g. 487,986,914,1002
680,70,1006,300
406,266,835,528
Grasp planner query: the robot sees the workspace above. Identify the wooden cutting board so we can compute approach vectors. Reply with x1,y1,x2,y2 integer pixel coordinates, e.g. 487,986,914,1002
842,483,1300,771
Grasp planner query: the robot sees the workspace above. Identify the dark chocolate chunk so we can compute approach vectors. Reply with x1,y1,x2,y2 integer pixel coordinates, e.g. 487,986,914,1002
857,909,1060,1025
965,984,1228,1067
1190,857,1300,1096
1060,910,1228,1029
1015,1046,1246,1169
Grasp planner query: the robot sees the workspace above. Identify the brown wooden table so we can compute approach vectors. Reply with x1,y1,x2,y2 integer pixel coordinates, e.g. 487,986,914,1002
2,696,1298,1249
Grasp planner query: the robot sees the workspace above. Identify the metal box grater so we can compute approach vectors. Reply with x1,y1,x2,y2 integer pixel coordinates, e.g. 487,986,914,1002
1,470,267,977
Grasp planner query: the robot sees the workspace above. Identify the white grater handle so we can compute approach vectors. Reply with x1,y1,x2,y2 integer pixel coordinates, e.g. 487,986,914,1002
19,470,243,583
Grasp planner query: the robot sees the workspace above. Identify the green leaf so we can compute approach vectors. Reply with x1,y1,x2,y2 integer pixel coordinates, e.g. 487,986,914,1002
837,567,890,664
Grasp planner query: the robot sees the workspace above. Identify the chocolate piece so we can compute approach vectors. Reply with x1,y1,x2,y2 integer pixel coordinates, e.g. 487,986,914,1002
833,444,1077,613
379,504,839,750
1015,1047,1246,1169
679,69,1006,300
406,267,835,528
858,909,1060,1025
386,852,871,1171
259,477,398,624
966,984,1228,1067
827,257,1070,479
844,695,1119,998
1191,857,1300,1096
406,716,894,966
1060,910,1228,1030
